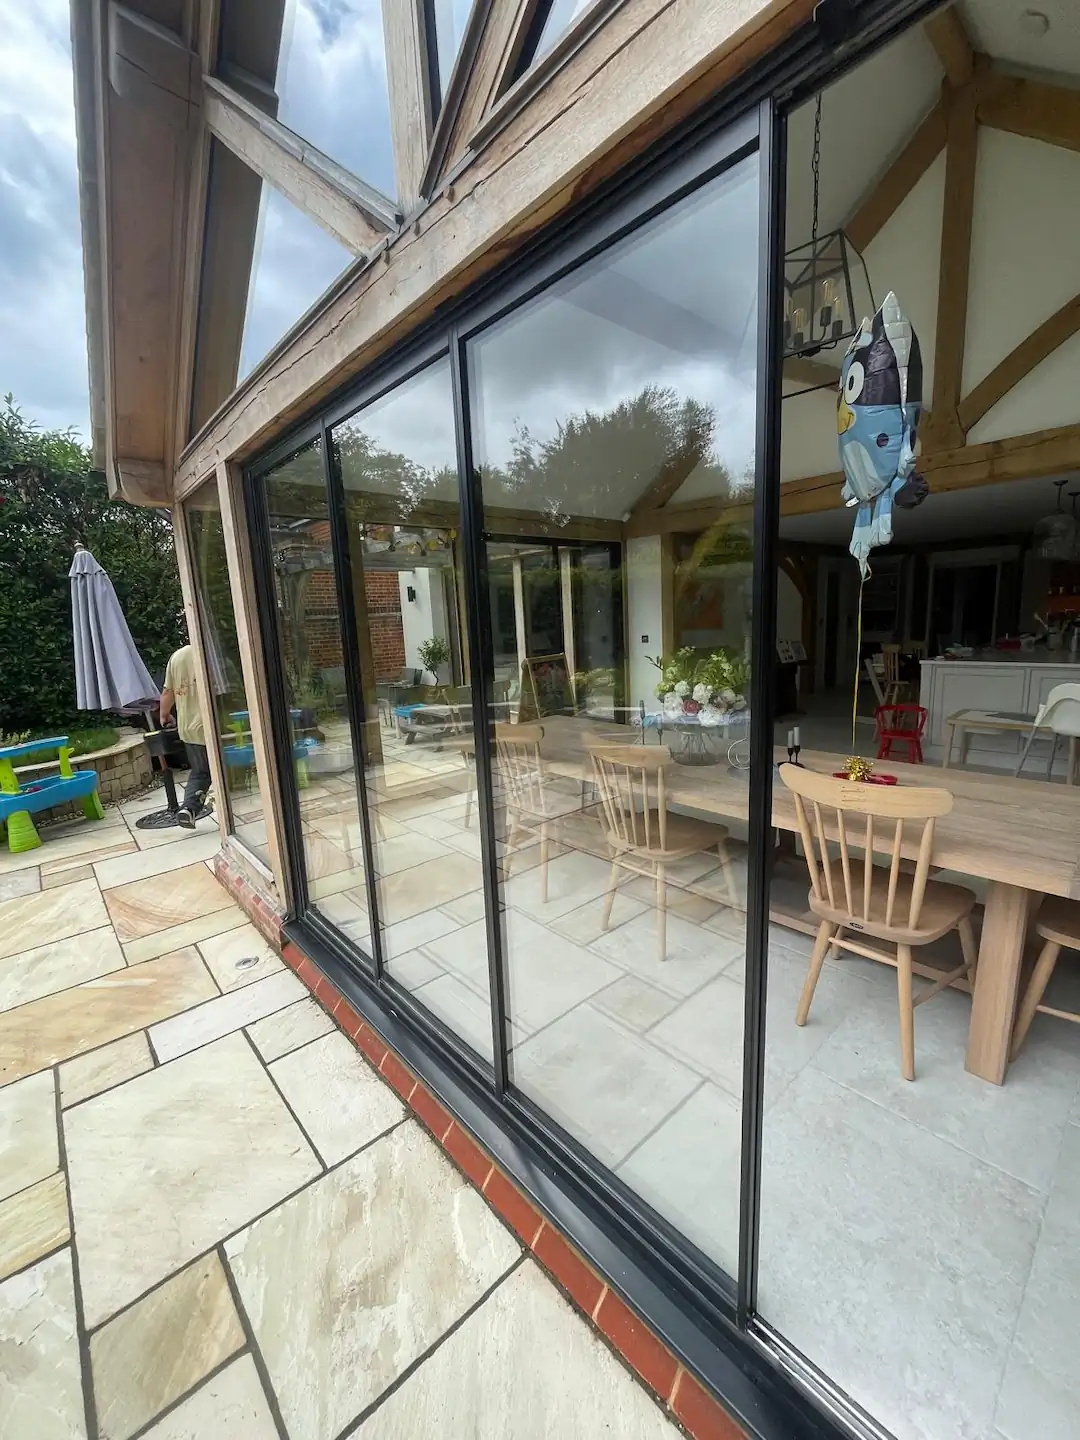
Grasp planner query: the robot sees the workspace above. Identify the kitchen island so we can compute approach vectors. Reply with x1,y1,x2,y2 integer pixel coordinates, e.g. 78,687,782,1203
920,651,1080,772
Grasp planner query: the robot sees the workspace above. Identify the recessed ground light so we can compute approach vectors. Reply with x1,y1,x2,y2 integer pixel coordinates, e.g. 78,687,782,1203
234,955,261,969
1019,9,1050,36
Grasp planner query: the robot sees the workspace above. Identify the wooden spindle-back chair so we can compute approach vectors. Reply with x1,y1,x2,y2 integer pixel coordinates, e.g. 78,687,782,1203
494,722,587,900
778,764,978,1080
590,745,739,962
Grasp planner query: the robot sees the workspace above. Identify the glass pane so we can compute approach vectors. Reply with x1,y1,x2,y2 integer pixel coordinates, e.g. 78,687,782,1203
330,362,493,1060
185,479,272,867
272,0,396,198
240,183,354,380
261,438,372,947
432,0,474,105
527,0,592,68
468,152,759,1273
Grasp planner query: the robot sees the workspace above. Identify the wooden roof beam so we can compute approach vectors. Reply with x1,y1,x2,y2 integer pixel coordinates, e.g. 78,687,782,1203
844,97,946,254
977,70,1080,155
203,77,399,253
382,0,435,211
924,5,975,88
958,292,1080,434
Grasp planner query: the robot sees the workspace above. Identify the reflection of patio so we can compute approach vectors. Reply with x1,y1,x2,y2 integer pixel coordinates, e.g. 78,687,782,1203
0,778,686,1440
306,724,1080,1440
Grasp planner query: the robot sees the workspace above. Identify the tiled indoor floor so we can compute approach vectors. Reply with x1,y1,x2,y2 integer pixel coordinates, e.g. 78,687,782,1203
283,719,1080,1440
0,782,687,1440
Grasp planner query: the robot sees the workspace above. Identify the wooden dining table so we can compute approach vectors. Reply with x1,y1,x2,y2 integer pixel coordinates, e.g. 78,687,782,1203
535,716,1080,1085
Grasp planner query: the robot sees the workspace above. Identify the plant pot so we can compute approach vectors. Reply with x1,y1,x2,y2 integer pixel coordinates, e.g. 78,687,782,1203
668,725,726,766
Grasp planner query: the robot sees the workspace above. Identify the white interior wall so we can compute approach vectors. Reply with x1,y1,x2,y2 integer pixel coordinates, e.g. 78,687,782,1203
626,536,664,711
399,568,450,678
777,569,802,645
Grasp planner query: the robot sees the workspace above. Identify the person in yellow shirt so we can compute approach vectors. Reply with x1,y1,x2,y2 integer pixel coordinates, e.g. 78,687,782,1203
159,644,210,829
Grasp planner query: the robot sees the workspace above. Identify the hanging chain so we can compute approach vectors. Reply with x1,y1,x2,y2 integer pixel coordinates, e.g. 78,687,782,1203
811,91,822,246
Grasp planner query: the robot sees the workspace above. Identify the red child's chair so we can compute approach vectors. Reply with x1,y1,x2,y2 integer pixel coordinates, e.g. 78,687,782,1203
875,704,928,764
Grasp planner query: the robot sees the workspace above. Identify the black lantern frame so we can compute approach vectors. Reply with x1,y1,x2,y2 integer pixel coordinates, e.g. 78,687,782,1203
782,227,873,359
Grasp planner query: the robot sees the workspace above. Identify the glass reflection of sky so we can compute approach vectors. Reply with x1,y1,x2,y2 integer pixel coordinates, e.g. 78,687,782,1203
274,0,396,200
334,360,458,497
433,0,475,103
469,155,760,519
239,185,354,380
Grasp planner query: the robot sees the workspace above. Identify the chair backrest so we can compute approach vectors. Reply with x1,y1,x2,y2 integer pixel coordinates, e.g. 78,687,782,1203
881,645,903,683
875,703,927,737
1039,683,1080,738
778,764,953,931
589,744,671,854
399,667,421,685
494,722,547,814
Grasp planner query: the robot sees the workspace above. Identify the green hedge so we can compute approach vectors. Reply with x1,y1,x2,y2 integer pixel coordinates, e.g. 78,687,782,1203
0,398,186,734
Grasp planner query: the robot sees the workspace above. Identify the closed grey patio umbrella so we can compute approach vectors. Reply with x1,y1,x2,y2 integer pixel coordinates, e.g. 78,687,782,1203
69,545,158,710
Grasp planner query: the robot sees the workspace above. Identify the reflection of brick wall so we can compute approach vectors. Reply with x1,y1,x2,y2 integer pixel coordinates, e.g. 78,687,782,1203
306,567,343,669
367,571,405,680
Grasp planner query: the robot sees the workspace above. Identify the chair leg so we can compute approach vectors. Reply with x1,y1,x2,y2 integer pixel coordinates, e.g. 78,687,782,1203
656,862,667,963
716,838,739,908
1015,725,1039,778
1011,939,1061,1060
796,921,836,1026
897,943,915,1081
601,860,621,931
539,822,550,903
957,915,978,985
1047,732,1060,780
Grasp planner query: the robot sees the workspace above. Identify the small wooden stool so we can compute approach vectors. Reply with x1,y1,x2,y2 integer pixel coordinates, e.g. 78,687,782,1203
1010,897,1080,1058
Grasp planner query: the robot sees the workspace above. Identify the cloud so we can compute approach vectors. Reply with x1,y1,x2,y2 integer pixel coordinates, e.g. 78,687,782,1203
0,0,89,440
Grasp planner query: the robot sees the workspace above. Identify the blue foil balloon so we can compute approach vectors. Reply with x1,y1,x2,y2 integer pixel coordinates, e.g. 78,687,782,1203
837,291,925,576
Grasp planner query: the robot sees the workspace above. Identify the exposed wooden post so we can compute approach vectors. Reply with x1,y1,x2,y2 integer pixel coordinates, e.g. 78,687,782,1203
172,489,232,848
382,0,435,211
513,553,527,678
559,547,577,680
214,460,290,895
923,5,975,88
924,77,979,452
958,292,1080,434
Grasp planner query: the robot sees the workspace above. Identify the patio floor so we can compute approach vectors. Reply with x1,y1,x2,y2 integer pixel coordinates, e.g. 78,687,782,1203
0,783,685,1440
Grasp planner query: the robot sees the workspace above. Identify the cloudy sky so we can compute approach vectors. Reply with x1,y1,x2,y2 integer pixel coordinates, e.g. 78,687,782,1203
0,0,89,440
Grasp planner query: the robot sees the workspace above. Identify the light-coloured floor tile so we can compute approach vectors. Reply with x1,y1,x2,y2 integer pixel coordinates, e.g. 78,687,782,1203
757,1067,1045,1440
104,864,233,942
42,842,136,877
66,1032,319,1326
509,1005,700,1169
0,927,125,1014
195,923,283,992
0,1173,69,1282
60,1033,154,1109
150,971,306,1064
0,879,108,962
91,1252,245,1440
226,1121,519,1440
649,975,746,1094
129,814,219,851
439,888,489,925
995,1124,1080,1440
590,909,743,997
385,947,444,992
549,891,648,947
371,832,453,876
412,972,518,1060
139,1356,277,1440
591,974,681,1033
620,875,724,925
811,984,1080,1193
0,824,119,876
0,1250,86,1440
314,889,368,928
618,1083,741,1274
355,1260,678,1440
379,906,460,960
268,1029,404,1164
501,850,614,921
378,851,484,925
122,906,247,966
0,1070,59,1200
42,864,98,890
0,870,40,902
0,949,216,1087
309,866,368,902
247,998,335,1063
